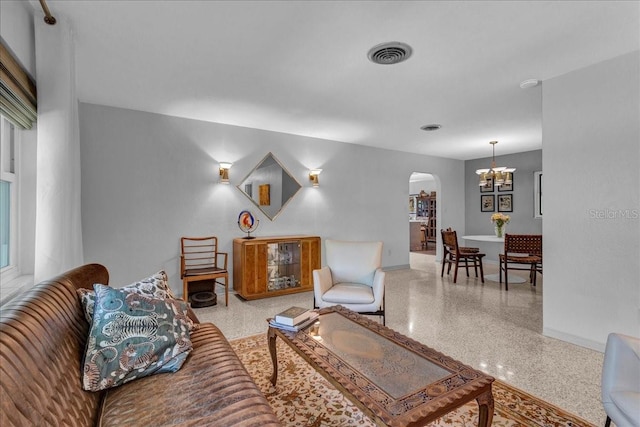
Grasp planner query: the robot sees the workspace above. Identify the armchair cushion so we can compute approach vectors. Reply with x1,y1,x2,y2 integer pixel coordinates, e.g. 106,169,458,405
326,240,382,287
323,283,375,304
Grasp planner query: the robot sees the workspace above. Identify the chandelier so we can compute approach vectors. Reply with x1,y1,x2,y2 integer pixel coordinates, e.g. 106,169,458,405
476,141,515,187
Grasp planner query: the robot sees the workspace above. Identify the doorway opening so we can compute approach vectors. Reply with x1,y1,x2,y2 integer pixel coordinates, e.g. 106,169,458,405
409,172,439,268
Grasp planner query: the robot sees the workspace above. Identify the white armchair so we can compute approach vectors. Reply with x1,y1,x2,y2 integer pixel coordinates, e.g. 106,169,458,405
313,239,385,324
601,332,640,427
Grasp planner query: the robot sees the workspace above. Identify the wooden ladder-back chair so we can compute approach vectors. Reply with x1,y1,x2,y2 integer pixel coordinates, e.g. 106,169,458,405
499,234,542,291
441,229,486,283
180,236,229,305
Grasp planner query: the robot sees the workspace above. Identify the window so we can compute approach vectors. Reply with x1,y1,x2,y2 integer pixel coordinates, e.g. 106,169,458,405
0,116,17,275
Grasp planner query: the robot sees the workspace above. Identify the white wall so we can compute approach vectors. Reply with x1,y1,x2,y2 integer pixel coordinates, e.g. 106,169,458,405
0,0,36,78
79,103,465,295
542,51,640,351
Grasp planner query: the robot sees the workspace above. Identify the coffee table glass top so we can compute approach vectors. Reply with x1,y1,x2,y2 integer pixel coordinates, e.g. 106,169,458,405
305,312,451,398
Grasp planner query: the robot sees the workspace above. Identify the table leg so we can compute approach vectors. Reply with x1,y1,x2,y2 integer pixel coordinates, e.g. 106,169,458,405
476,388,494,427
268,327,279,386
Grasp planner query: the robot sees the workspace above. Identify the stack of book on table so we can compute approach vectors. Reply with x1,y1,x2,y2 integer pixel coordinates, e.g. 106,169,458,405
270,306,319,332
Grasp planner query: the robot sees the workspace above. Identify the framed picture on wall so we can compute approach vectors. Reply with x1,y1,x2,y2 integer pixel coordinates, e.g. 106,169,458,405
481,195,495,212
498,194,513,212
498,176,514,192
480,176,494,193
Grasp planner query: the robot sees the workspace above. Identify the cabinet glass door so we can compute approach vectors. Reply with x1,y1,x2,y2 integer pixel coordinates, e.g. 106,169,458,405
266,241,301,292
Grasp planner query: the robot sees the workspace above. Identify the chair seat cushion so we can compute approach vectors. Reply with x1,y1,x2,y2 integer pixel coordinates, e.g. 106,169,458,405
610,390,640,425
184,267,227,276
459,246,479,253
322,283,374,304
500,254,541,263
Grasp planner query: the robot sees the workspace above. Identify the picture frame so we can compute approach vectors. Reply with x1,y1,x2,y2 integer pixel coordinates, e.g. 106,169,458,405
481,195,495,212
480,176,494,193
409,195,417,214
498,176,514,192
498,194,513,212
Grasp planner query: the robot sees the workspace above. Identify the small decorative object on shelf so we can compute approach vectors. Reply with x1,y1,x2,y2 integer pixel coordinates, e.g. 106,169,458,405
238,210,259,239
491,213,510,238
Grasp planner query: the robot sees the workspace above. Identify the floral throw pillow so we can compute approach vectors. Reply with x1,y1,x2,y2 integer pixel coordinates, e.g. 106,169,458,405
81,284,193,392
77,270,180,323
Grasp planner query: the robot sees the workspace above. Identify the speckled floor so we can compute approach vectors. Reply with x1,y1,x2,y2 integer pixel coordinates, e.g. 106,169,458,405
194,253,605,425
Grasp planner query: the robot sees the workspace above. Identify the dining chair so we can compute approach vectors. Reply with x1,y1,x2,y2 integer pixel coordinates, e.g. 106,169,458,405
441,229,485,283
180,236,229,305
499,234,542,291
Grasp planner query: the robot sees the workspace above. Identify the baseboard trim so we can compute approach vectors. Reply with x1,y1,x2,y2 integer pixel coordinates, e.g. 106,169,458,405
543,327,606,353
383,264,410,271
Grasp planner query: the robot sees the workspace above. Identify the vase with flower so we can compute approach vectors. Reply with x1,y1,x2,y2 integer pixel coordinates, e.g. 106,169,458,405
491,213,510,238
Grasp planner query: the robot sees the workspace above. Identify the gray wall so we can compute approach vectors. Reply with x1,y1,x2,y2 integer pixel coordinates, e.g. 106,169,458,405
79,103,465,295
542,51,640,350
464,150,542,261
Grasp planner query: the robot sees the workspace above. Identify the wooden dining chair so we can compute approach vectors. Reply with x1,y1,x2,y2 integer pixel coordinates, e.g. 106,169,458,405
180,236,229,305
441,229,486,283
499,234,542,291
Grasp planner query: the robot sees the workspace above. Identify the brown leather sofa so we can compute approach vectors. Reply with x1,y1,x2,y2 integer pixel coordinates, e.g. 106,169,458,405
0,263,281,426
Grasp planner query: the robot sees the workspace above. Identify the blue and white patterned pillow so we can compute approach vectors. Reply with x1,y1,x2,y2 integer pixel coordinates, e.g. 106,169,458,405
81,284,193,392
77,270,176,323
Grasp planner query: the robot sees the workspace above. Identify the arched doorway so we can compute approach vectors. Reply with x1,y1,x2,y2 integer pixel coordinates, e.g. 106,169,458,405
409,172,439,268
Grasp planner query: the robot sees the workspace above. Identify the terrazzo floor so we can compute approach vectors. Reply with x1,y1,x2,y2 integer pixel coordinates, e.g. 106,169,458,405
194,253,605,425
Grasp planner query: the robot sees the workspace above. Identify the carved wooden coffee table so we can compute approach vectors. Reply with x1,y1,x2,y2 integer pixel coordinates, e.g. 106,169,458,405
268,306,494,427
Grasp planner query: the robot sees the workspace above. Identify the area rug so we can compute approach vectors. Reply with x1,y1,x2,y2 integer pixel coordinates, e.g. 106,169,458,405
230,334,596,427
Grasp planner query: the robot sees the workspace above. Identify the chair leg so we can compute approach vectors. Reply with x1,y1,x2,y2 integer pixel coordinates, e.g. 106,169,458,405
504,262,509,291
183,278,189,302
453,259,459,283
531,264,537,287
441,257,446,277
604,416,611,427
464,257,470,277
478,257,485,283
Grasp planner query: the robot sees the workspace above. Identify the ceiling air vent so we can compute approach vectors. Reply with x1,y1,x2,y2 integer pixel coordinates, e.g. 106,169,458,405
367,42,413,65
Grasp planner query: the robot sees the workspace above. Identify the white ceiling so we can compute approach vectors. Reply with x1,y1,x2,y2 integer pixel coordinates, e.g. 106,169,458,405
44,0,639,160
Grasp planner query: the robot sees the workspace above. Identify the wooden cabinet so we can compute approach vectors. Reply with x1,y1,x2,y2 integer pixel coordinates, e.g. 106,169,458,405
417,193,437,245
233,235,321,300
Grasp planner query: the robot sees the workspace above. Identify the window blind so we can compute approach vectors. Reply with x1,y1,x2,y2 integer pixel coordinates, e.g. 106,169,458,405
0,42,37,130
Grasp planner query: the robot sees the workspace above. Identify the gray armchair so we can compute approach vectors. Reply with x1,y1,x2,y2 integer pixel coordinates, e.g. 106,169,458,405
601,332,640,427
313,239,385,324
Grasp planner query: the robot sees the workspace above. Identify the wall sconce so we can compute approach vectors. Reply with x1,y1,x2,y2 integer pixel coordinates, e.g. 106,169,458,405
219,162,232,184
309,169,322,187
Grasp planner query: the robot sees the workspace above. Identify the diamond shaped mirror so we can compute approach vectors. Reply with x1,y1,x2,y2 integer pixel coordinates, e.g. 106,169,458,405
237,153,302,221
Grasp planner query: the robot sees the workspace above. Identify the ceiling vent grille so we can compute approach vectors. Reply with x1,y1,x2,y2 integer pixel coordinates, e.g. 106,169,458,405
367,42,412,65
